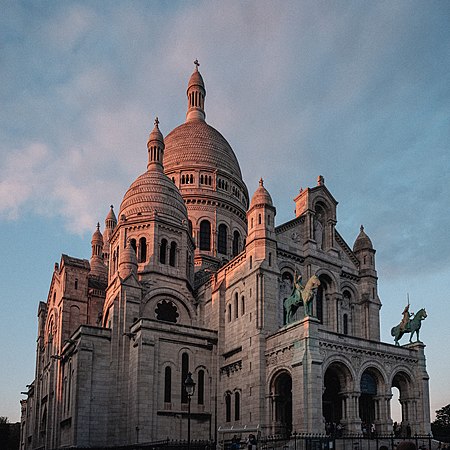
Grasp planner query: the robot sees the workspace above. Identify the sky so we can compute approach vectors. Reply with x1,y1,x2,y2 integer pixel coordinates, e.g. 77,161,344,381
1,0,449,424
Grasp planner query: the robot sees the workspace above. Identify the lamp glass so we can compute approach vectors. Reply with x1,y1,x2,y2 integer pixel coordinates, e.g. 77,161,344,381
184,372,196,396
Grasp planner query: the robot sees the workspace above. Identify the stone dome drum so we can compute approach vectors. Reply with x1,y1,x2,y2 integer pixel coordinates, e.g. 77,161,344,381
163,64,249,220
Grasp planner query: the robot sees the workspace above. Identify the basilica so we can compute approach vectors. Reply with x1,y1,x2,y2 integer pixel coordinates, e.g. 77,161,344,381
20,63,430,449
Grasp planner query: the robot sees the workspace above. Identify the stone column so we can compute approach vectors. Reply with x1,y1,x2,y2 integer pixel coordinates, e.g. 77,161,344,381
345,392,362,433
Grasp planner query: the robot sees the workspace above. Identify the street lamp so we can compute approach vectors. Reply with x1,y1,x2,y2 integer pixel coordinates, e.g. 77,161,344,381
184,372,196,450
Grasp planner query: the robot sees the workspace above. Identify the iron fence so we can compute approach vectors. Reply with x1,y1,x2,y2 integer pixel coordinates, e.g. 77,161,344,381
258,434,436,450
44,433,448,450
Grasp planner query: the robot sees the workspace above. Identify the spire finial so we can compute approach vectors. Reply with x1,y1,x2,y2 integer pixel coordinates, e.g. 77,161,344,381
97,222,100,231
259,178,264,187
194,59,200,71
360,225,364,232
110,205,114,210
154,117,159,127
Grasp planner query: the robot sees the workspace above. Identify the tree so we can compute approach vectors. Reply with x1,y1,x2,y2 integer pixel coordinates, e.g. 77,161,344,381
0,417,10,449
0,417,20,450
432,404,450,441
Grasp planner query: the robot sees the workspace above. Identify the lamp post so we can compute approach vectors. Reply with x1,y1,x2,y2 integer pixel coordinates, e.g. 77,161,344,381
184,372,196,450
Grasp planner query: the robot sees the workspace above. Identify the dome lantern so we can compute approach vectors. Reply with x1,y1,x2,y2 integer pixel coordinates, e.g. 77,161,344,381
186,59,206,122
147,117,165,171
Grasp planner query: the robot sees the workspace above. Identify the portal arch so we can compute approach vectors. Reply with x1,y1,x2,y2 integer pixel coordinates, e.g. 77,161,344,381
269,370,292,437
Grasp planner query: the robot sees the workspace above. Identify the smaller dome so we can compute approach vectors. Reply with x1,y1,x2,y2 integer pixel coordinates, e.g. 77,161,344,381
120,170,188,223
353,225,373,252
250,178,273,209
120,119,187,223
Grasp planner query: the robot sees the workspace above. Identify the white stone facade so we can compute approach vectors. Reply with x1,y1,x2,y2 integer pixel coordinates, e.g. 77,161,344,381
20,65,430,450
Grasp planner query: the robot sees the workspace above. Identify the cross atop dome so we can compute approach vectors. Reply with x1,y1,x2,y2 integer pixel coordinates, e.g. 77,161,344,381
194,59,200,70
154,117,159,127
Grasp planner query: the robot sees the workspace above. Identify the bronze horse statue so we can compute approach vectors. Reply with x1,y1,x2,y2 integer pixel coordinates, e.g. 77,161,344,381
284,274,320,324
391,308,427,346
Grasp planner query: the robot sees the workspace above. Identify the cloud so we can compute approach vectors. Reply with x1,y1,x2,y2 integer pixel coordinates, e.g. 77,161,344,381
1,0,449,276
0,143,50,220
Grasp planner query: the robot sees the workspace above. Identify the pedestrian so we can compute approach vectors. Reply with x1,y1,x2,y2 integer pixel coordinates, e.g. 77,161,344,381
246,433,257,450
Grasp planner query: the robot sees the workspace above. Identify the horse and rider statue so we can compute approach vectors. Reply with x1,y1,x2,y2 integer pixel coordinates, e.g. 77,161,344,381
391,302,427,346
283,271,320,324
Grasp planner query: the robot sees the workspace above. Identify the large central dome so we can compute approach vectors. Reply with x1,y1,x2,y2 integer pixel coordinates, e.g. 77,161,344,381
164,120,242,178
163,62,249,270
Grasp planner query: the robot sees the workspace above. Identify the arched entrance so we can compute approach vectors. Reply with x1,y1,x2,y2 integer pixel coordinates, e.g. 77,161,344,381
359,371,377,426
271,371,292,437
322,362,352,432
391,371,413,436
323,370,342,424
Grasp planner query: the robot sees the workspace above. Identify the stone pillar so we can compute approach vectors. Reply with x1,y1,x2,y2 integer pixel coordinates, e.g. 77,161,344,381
345,392,362,433
291,317,323,433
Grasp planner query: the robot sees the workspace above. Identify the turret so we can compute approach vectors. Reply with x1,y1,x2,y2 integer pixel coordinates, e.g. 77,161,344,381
90,223,107,278
246,178,277,267
103,205,117,264
118,240,138,279
353,225,376,272
353,225,381,340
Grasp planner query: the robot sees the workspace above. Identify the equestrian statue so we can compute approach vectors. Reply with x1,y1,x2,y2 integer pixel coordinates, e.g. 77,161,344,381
284,272,320,324
391,302,427,346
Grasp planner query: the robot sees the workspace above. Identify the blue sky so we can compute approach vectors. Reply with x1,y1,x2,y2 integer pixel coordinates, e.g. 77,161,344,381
1,1,449,423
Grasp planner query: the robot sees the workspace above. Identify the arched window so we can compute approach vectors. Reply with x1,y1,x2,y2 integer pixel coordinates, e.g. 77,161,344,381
234,391,240,421
164,366,171,403
129,238,137,254
74,278,78,290
190,174,194,184
258,213,261,224
181,353,189,404
169,241,177,267
139,237,147,263
317,285,324,324
41,406,47,433
199,220,211,251
228,304,232,322
232,230,240,256
343,314,348,335
160,239,167,264
218,224,227,255
155,300,179,323
249,256,252,269
241,296,245,315
198,370,205,405
225,393,231,422
269,252,272,266
234,293,239,318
